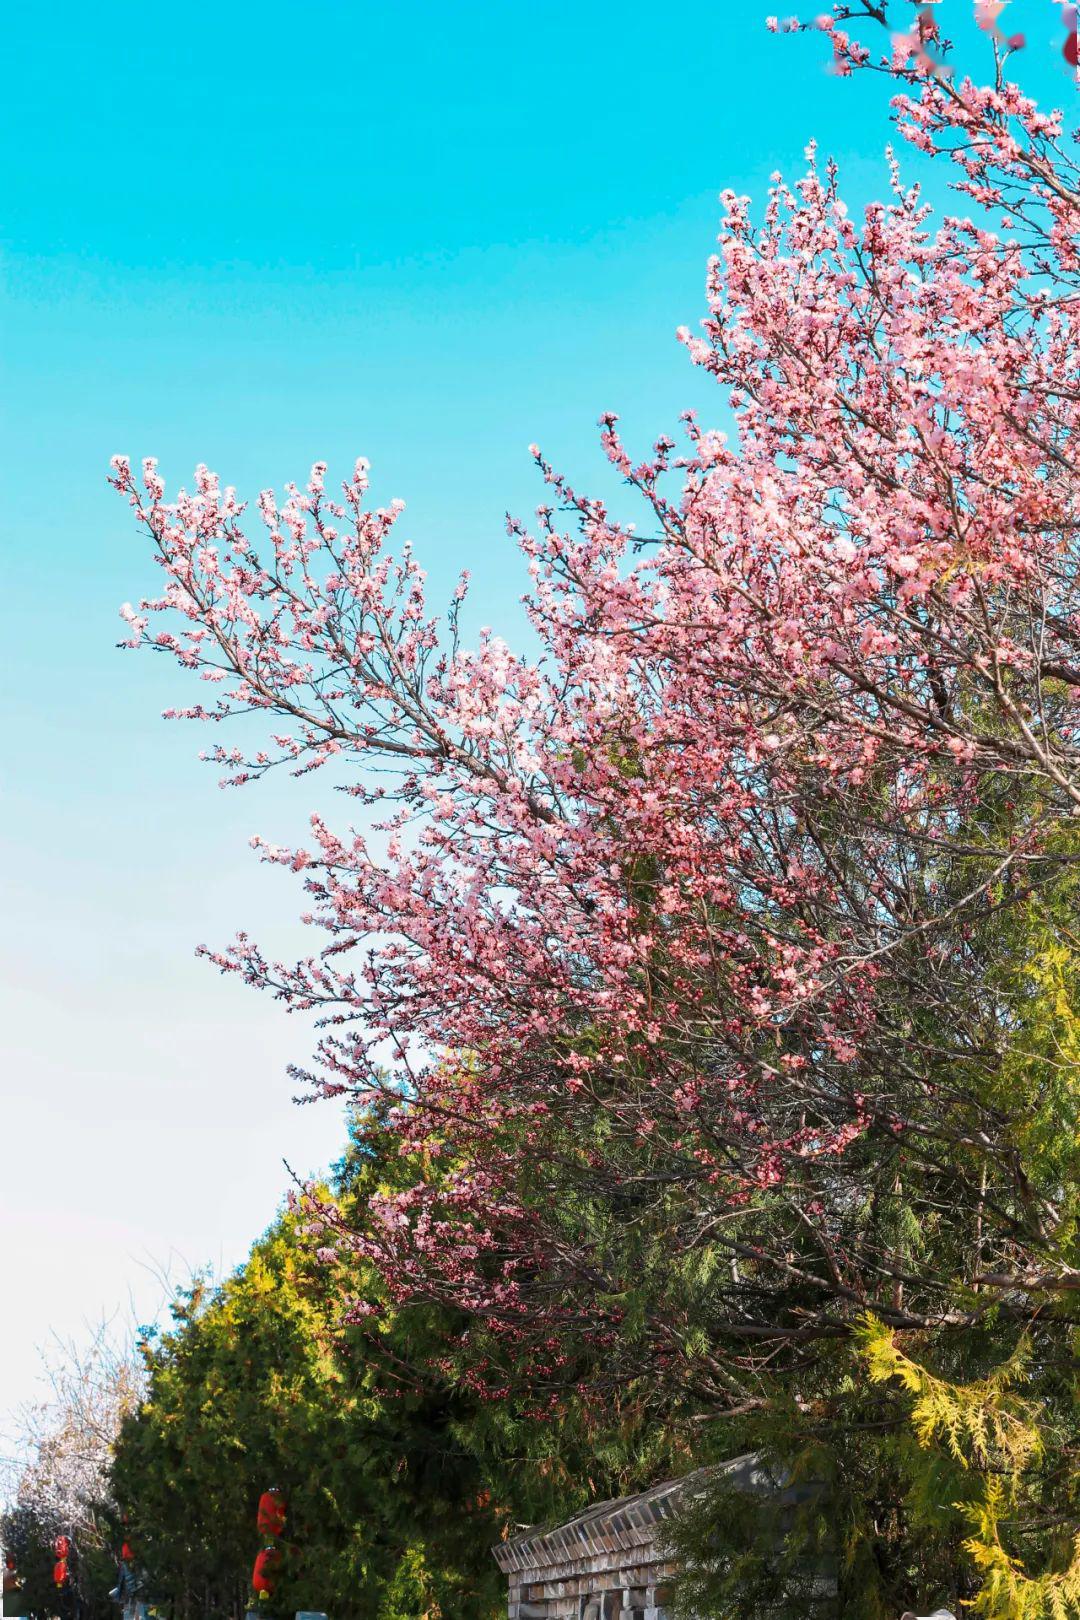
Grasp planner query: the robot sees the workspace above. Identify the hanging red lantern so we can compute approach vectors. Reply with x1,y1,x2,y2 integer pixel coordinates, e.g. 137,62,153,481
53,1558,69,1587
251,1545,280,1599
256,1489,286,1539
54,1536,71,1559
121,1542,134,1562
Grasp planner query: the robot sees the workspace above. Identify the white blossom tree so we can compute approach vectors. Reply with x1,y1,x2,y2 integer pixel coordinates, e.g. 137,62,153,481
2,1321,144,1563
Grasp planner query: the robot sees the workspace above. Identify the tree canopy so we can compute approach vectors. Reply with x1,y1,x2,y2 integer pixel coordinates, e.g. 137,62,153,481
108,1118,673,1620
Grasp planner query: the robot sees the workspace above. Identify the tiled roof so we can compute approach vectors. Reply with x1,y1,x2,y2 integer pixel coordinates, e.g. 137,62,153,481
492,1457,770,1575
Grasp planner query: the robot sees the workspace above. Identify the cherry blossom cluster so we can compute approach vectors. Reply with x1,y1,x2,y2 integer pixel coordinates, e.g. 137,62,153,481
112,27,1080,1394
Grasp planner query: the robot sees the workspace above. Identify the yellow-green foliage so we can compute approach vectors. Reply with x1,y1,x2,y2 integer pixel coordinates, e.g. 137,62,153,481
979,834,1080,1240
961,1483,1080,1620
858,1317,1041,1475
111,1128,513,1620
859,1317,1080,1620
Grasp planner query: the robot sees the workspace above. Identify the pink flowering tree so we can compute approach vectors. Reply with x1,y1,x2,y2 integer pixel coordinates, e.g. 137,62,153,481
112,13,1080,1602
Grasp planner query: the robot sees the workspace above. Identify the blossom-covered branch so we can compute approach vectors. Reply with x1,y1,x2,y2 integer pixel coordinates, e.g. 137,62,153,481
113,39,1080,1410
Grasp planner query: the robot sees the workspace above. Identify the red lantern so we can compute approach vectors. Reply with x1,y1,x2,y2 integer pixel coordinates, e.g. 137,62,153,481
256,1489,286,1538
54,1537,70,1559
53,1558,68,1588
121,1543,134,1562
251,1545,280,1599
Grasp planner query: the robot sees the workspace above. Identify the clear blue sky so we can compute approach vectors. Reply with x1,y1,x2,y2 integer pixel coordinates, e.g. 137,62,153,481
0,0,1070,1451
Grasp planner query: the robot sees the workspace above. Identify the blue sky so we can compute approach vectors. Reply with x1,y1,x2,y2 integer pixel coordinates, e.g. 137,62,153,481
0,0,1071,1453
